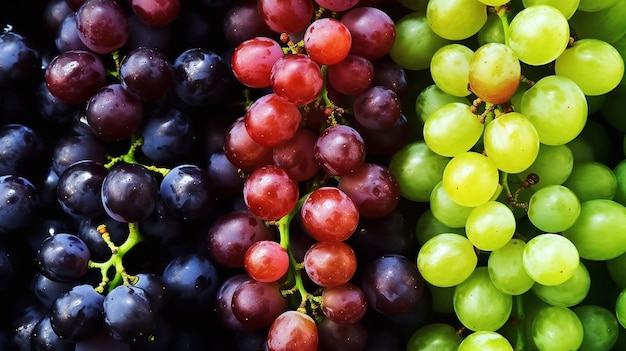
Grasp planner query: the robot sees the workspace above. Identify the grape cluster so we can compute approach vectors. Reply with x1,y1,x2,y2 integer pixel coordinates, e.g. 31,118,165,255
1,0,626,350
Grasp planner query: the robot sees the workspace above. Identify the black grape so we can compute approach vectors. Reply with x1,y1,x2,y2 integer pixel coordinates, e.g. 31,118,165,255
101,162,159,223
171,48,231,106
0,175,40,235
30,315,75,351
56,160,108,219
0,31,42,88
138,106,194,167
119,46,173,102
49,284,104,342
78,216,129,261
12,305,47,351
36,233,91,282
51,130,108,177
103,284,158,343
159,164,216,221
0,124,45,177
161,253,219,313
31,273,75,310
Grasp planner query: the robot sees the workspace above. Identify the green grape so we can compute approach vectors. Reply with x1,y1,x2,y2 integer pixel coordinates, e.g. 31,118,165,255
454,267,512,332
478,0,508,6
531,306,584,351
389,141,450,202
607,252,626,288
573,304,620,351
577,0,618,12
426,0,487,41
531,261,590,307
398,0,429,11
555,38,625,96
406,323,462,351
527,185,581,233
522,233,580,286
522,291,550,350
488,239,535,295
415,209,465,246
563,199,626,260
457,331,514,351
423,102,484,157
566,117,618,165
516,144,574,191
615,289,626,328
562,161,617,202
568,0,626,44
430,181,475,228
427,283,456,313
442,151,500,208
430,44,473,97
389,12,450,71
520,75,588,146
522,0,579,18
477,12,505,45
613,159,626,206
468,42,521,104
507,5,570,66
415,84,469,124
483,111,540,174
417,233,478,287
465,201,515,251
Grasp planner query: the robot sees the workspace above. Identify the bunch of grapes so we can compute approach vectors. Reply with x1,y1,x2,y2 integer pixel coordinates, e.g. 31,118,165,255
1,0,626,350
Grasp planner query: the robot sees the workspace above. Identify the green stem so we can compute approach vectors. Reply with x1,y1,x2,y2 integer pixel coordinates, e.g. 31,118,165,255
514,294,526,351
497,5,510,46
103,136,170,177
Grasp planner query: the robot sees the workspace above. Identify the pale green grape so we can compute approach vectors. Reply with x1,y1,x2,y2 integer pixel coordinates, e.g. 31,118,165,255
478,0,508,6
573,305,620,351
488,239,535,295
508,5,570,66
617,289,626,328
520,75,587,146
483,111,540,174
417,233,478,287
522,233,580,286
562,161,617,202
430,181,475,228
457,331,514,351
406,323,462,351
468,42,520,104
577,0,618,12
442,151,500,208
389,141,450,202
426,0,487,41
531,306,584,351
477,12,505,45
423,102,484,157
562,199,626,260
607,251,626,288
427,283,455,313
430,44,473,97
522,0,579,18
527,185,581,233
415,84,469,124
453,267,512,331
531,261,590,307
516,144,574,190
415,209,465,246
555,38,625,96
389,12,450,71
465,201,515,251
568,0,626,43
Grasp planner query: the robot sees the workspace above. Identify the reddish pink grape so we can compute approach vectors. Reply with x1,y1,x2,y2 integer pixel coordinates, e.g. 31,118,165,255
321,282,368,324
45,50,107,104
243,165,299,221
266,310,318,351
300,187,359,242
214,273,253,332
304,241,357,287
272,128,320,182
223,117,274,171
245,93,302,147
338,162,400,219
231,37,284,88
231,280,287,331
258,0,315,34
130,0,180,28
327,55,374,96
314,124,366,176
76,0,129,54
341,6,396,59
304,18,352,66
270,53,323,105
314,0,359,12
244,240,289,283
353,85,401,130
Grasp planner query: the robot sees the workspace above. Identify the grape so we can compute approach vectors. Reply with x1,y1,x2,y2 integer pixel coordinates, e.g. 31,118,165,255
488,238,535,295
521,0,578,19
231,279,287,331
265,311,318,351
103,285,158,343
429,43,473,97
483,111,540,173
337,162,400,219
101,162,159,223
222,0,274,46
531,306,584,351
465,200,516,251
36,233,90,282
214,273,252,332
321,283,368,324
516,144,574,190
568,0,626,43
352,85,402,130
245,93,302,148
172,48,231,106
406,323,462,351
138,107,194,167
56,160,107,219
442,151,500,208
159,164,216,221
573,304,620,351
119,46,173,102
562,161,618,202
258,0,314,34
422,102,484,157
30,315,74,351
130,0,180,28
270,53,323,105
340,7,396,60
430,181,475,228
231,37,284,89
477,12,505,46
417,233,477,287
468,42,520,104
314,124,365,177
522,233,580,286
426,0,487,41
300,187,359,242
243,165,299,221
457,331,513,351
507,5,570,66
415,84,469,124
76,0,129,54
162,253,219,311
314,0,359,12
578,0,619,12
45,50,107,104
223,116,274,171
304,18,352,66
304,241,357,288
555,38,625,96
531,261,590,307
527,185,581,233
86,83,144,142
327,54,374,96
244,240,289,283
520,75,588,145
49,284,104,342
317,318,367,351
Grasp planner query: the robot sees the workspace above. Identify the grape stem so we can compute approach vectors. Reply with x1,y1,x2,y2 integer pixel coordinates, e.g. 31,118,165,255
513,294,526,351
496,4,510,46
88,222,143,293
104,135,170,177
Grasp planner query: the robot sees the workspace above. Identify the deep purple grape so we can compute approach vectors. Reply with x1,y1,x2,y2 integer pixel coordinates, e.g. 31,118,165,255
78,216,129,261
56,160,108,219
171,48,231,106
27,216,75,253
45,50,107,104
318,318,368,351
36,80,79,124
119,46,173,102
49,284,104,342
206,150,245,198
55,12,90,52
51,130,108,176
231,279,287,331
138,198,183,244
0,31,42,88
373,59,408,97
76,0,129,54
353,85,402,130
74,327,131,351
103,284,158,343
30,315,75,351
0,124,45,178
86,83,144,142
12,305,47,351
133,273,168,311
159,164,216,221
101,162,159,223
161,253,219,311
36,233,91,282
222,0,274,46
0,175,40,235
214,273,252,332
126,15,172,53
43,0,73,37
138,107,194,167
314,124,366,176
31,273,76,310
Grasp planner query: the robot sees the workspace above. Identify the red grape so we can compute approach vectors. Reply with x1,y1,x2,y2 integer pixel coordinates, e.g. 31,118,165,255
314,124,366,176
76,0,129,54
272,128,320,182
327,54,374,96
243,165,299,221
338,162,400,219
304,18,352,66
223,117,275,171
270,53,323,105
341,6,396,59
300,187,359,242
304,241,357,287
314,0,359,12
45,50,107,104
266,310,318,351
130,0,180,28
353,85,402,130
231,279,287,331
231,37,284,88
244,240,289,283
258,0,315,34
245,93,302,147
321,282,368,324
